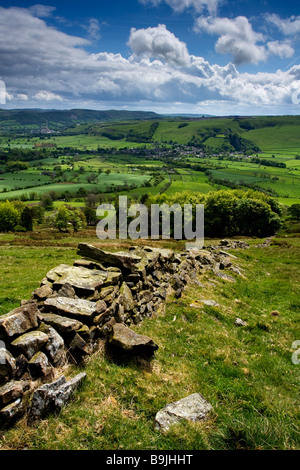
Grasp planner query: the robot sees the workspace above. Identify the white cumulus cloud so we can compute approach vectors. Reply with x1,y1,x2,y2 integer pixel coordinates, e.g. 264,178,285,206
139,0,222,15
128,24,190,66
267,14,300,36
195,16,268,65
34,91,63,101
267,41,294,59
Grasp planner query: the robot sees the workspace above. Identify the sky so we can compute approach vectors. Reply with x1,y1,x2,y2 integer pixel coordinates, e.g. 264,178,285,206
0,0,300,115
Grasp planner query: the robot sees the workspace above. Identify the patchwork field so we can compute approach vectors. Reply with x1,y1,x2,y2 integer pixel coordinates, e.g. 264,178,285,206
0,113,299,205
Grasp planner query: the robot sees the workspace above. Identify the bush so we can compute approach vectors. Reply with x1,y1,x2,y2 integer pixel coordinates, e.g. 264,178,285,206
149,189,282,238
0,201,21,232
288,204,300,220
54,205,86,233
13,225,26,232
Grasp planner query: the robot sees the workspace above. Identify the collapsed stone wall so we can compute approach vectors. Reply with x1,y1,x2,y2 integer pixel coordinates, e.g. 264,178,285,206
0,241,245,428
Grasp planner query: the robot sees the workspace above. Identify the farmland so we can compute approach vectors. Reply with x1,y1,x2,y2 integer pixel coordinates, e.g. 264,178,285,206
0,112,299,206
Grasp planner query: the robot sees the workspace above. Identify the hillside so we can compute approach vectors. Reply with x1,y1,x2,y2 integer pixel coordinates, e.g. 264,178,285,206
0,227,299,450
75,115,300,152
0,109,160,133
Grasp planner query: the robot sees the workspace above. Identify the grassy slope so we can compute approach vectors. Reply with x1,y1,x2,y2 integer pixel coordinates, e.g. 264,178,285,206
0,227,299,450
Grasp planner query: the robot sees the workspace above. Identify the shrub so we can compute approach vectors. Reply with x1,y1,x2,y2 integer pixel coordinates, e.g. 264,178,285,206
149,189,282,238
0,201,21,232
13,225,26,232
288,204,300,220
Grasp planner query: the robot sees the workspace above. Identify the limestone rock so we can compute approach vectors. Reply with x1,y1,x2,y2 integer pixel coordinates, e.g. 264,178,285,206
73,259,106,271
68,334,92,360
32,285,53,301
15,354,29,380
217,272,236,283
44,296,97,323
39,323,66,367
190,299,220,308
46,264,119,296
0,380,29,407
0,397,26,427
11,331,49,360
40,313,83,336
29,352,53,379
155,393,213,432
29,373,86,422
110,323,158,355
77,243,142,272
95,300,107,315
0,303,39,340
235,318,247,327
0,349,16,383
119,282,134,312
57,283,77,299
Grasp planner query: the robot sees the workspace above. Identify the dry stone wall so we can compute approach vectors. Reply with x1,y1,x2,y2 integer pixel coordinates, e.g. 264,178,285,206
0,241,245,428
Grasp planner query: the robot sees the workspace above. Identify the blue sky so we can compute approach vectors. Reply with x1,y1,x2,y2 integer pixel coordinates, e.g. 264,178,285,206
0,0,300,115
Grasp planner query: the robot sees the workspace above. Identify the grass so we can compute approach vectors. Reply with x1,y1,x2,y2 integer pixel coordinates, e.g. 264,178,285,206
0,226,299,450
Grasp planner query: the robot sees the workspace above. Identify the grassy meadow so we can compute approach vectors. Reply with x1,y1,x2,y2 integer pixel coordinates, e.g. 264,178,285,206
0,227,299,450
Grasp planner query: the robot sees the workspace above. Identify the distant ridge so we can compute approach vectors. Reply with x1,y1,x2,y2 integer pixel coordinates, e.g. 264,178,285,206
0,108,161,132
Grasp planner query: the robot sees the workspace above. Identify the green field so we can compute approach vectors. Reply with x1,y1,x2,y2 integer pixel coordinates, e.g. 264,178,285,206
0,114,300,205
0,227,299,450
0,172,151,200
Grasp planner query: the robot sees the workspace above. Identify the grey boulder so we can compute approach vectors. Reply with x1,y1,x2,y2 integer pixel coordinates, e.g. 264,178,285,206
155,393,212,432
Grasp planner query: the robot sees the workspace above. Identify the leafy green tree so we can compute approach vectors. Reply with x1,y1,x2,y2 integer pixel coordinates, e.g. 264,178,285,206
149,189,282,238
0,201,21,232
6,161,30,172
40,194,54,211
54,205,86,232
288,204,300,220
69,209,86,232
55,205,70,233
83,206,97,226
31,205,45,224
21,206,33,232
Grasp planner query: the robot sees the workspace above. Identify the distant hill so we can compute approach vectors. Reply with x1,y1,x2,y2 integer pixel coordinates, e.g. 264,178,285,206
83,114,300,151
0,109,160,133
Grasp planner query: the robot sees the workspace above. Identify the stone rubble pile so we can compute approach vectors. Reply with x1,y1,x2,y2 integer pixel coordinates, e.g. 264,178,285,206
0,242,241,429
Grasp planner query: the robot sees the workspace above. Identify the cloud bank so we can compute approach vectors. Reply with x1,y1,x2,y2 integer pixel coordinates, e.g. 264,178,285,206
0,6,299,114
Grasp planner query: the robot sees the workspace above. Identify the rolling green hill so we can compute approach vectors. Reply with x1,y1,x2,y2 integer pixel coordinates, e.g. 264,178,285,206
0,109,160,133
82,115,300,153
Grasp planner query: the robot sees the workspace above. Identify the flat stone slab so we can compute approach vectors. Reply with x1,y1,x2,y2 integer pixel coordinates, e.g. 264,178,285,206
11,331,49,360
46,264,121,296
0,303,38,340
217,272,236,283
190,299,220,308
39,313,83,335
0,380,29,408
32,285,53,301
0,397,26,426
29,373,86,422
110,323,158,354
44,297,97,323
155,393,213,432
77,244,143,272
